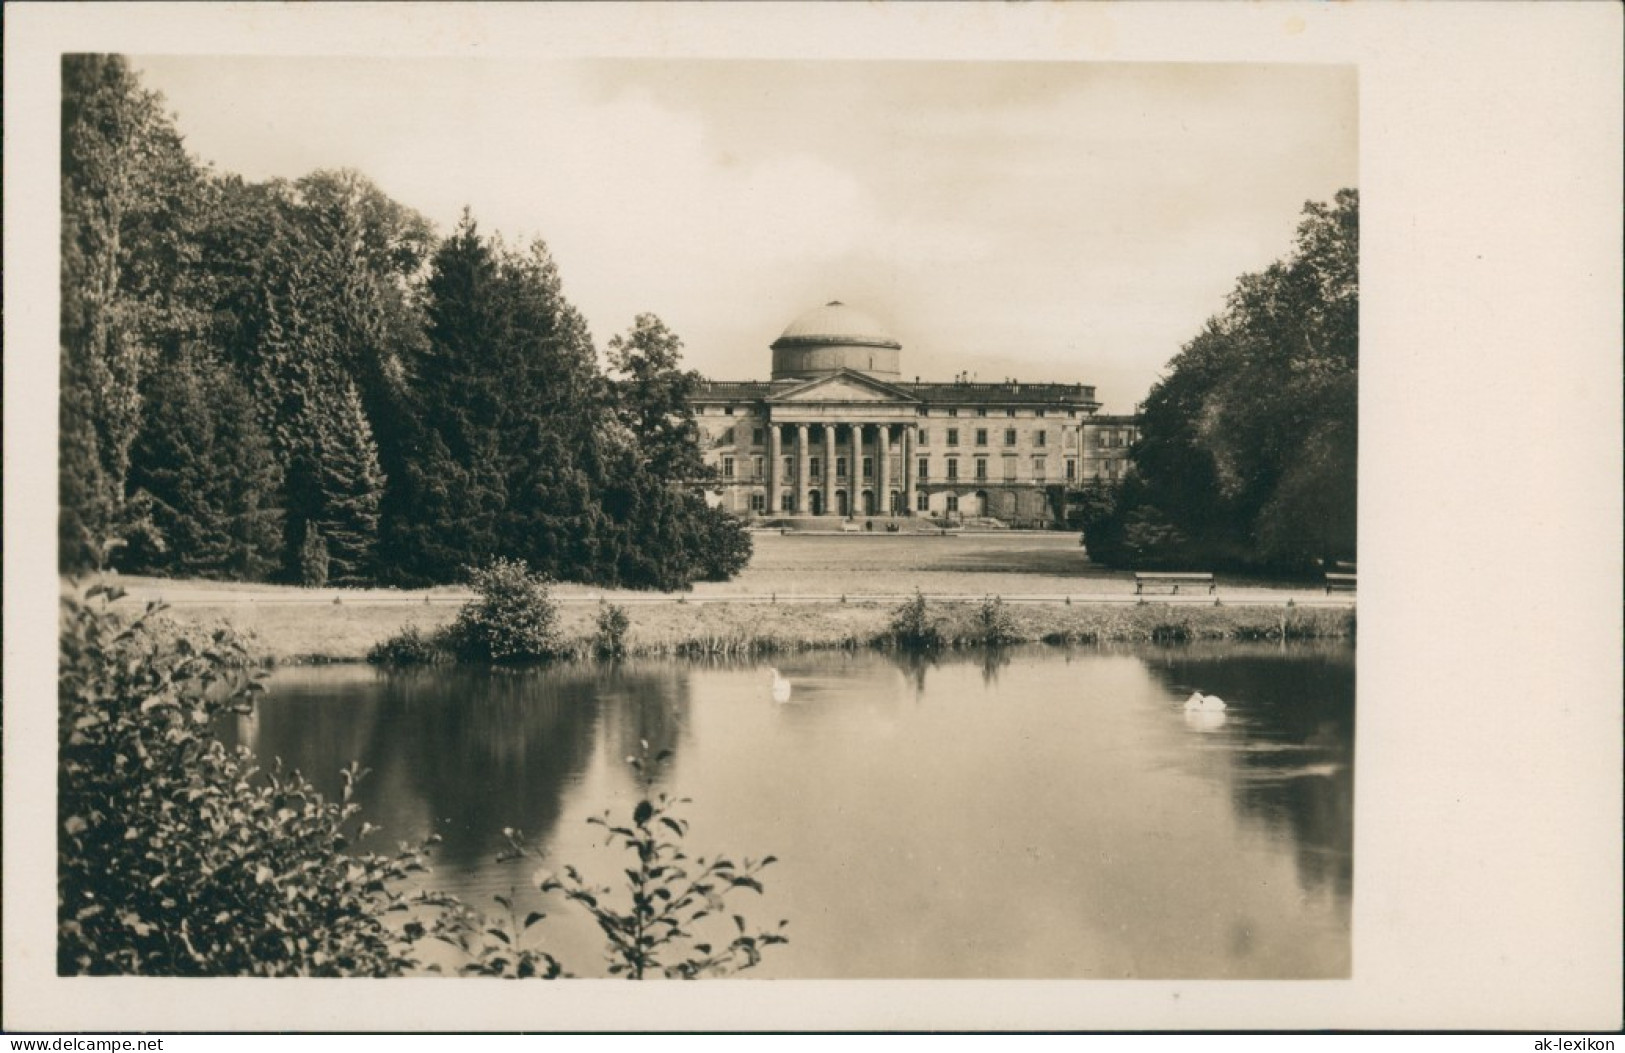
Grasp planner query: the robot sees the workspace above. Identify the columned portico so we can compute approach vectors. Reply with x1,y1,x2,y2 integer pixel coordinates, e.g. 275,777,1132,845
795,423,810,516
876,424,890,515
902,425,916,514
849,424,862,519
823,426,836,518
767,423,782,513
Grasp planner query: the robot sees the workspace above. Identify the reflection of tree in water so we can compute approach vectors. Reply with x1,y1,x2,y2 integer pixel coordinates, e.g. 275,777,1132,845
1141,646,1355,901
979,646,1013,685
892,651,938,697
596,664,692,792
364,667,607,868
239,664,698,870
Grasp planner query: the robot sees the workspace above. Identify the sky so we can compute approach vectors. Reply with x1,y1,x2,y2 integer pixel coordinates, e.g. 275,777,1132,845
131,56,1356,413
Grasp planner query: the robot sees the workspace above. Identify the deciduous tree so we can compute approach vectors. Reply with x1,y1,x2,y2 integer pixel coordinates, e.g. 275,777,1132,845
1100,189,1358,570
60,54,208,570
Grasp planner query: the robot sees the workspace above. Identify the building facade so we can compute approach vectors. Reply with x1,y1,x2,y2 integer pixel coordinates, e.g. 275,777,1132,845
690,301,1136,527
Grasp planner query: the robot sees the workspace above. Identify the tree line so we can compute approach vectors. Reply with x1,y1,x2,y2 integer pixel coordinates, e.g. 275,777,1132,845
1079,189,1358,572
60,54,750,591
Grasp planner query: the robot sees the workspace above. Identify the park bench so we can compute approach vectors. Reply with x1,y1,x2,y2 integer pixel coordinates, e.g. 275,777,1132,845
1133,571,1215,595
1324,571,1357,594
840,521,861,532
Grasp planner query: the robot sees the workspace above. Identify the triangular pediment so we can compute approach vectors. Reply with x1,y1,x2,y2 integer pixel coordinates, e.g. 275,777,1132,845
769,370,918,405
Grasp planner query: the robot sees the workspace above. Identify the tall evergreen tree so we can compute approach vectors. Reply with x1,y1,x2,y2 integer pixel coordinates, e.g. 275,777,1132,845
389,216,612,584
124,352,284,580
288,381,386,585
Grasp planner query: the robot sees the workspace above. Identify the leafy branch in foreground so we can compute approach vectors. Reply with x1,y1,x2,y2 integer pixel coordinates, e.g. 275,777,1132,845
59,585,444,975
492,745,788,979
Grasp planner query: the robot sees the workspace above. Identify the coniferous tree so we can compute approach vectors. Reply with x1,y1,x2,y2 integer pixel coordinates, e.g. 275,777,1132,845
60,59,754,590
298,381,386,585
298,521,330,587
391,216,613,584
124,353,284,580
386,216,507,580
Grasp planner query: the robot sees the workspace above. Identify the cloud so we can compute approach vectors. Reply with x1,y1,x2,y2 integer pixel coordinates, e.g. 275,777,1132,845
130,56,1355,411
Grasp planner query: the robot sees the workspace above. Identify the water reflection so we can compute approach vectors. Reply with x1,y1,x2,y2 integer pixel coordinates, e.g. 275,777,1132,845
241,642,1354,978
1140,643,1355,902
225,664,690,868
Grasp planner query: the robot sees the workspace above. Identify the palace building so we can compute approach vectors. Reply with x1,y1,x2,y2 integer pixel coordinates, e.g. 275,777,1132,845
690,301,1136,527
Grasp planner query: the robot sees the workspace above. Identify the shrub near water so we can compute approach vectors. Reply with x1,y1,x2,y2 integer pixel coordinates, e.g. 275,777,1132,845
594,603,631,658
449,557,561,663
888,590,943,651
365,622,451,666
975,596,1020,646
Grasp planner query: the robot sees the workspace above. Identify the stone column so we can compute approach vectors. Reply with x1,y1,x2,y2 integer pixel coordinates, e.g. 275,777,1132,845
850,424,863,518
876,424,891,516
903,424,916,516
823,425,836,516
794,423,809,516
767,421,781,515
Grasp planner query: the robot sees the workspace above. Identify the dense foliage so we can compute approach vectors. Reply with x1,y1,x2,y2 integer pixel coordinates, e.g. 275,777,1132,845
888,590,944,651
60,55,749,591
58,588,432,975
1084,190,1358,571
447,557,562,663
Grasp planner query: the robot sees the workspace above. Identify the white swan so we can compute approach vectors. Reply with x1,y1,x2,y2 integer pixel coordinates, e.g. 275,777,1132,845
769,667,792,704
1183,691,1227,712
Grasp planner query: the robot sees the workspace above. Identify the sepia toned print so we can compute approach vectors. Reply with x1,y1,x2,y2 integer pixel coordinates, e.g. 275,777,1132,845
55,53,1357,981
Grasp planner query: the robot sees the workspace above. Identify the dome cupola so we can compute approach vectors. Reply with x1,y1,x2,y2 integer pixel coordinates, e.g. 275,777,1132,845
770,301,902,380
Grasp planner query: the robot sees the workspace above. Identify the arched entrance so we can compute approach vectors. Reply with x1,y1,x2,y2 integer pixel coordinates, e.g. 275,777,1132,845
835,490,849,516
862,490,877,515
808,490,823,516
890,490,904,515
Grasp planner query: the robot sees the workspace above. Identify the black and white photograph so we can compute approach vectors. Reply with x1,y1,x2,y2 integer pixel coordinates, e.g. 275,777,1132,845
5,1,1620,1036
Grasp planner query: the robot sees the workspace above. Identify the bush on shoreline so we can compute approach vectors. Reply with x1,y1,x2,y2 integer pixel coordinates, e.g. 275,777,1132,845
365,623,452,666
887,590,943,652
447,558,561,663
359,593,1354,667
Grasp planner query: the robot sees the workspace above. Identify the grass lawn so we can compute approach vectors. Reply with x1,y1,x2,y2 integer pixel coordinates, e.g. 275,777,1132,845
78,532,1349,662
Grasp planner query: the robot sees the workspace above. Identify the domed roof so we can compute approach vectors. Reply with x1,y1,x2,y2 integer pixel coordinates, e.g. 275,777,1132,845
771,301,901,351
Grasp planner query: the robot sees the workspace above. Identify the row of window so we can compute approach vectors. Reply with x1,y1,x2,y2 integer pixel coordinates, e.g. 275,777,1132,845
718,455,1081,483
746,493,979,514
921,427,1048,448
914,407,1070,419
719,425,1098,448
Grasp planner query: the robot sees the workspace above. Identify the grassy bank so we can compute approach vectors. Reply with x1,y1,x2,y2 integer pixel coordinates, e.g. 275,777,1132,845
148,595,1352,664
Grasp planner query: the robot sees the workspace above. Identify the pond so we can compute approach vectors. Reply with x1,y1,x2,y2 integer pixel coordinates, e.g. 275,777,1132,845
231,642,1354,979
